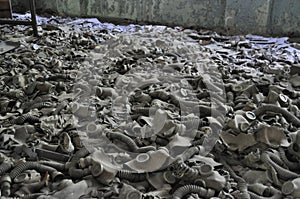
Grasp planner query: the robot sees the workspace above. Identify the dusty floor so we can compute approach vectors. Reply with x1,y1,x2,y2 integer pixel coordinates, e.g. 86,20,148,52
0,14,300,198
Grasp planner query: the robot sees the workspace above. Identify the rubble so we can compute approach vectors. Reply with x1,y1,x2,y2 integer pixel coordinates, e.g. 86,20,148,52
0,14,300,198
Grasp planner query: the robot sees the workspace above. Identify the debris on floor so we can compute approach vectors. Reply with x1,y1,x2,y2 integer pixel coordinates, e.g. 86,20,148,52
0,14,300,198
0,41,19,54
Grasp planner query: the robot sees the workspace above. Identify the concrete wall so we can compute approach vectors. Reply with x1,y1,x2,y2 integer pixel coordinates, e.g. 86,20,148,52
11,0,300,37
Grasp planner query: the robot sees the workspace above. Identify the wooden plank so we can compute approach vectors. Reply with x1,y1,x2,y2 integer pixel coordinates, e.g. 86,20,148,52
0,19,32,25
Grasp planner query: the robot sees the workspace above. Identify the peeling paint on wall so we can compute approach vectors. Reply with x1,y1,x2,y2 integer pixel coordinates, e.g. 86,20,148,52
80,0,88,16
57,0,81,16
271,0,300,36
255,0,271,33
10,0,300,37
225,0,271,35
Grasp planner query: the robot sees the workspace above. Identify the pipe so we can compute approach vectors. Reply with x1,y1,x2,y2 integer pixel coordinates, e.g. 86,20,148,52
106,131,155,153
131,106,151,116
278,147,299,170
0,162,13,176
13,114,40,125
261,151,299,180
248,183,270,197
268,165,280,186
150,135,169,146
169,94,220,117
247,184,282,199
15,180,46,197
172,185,215,199
223,161,250,199
31,102,52,109
248,191,282,199
116,170,147,182
149,89,170,101
138,78,160,90
68,167,90,179
169,160,200,179
179,146,204,162
46,74,69,81
9,162,62,181
24,102,52,113
197,105,219,118
39,160,66,171
18,193,47,199
253,104,300,127
261,151,284,167
0,90,24,99
67,147,91,179
95,87,118,98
